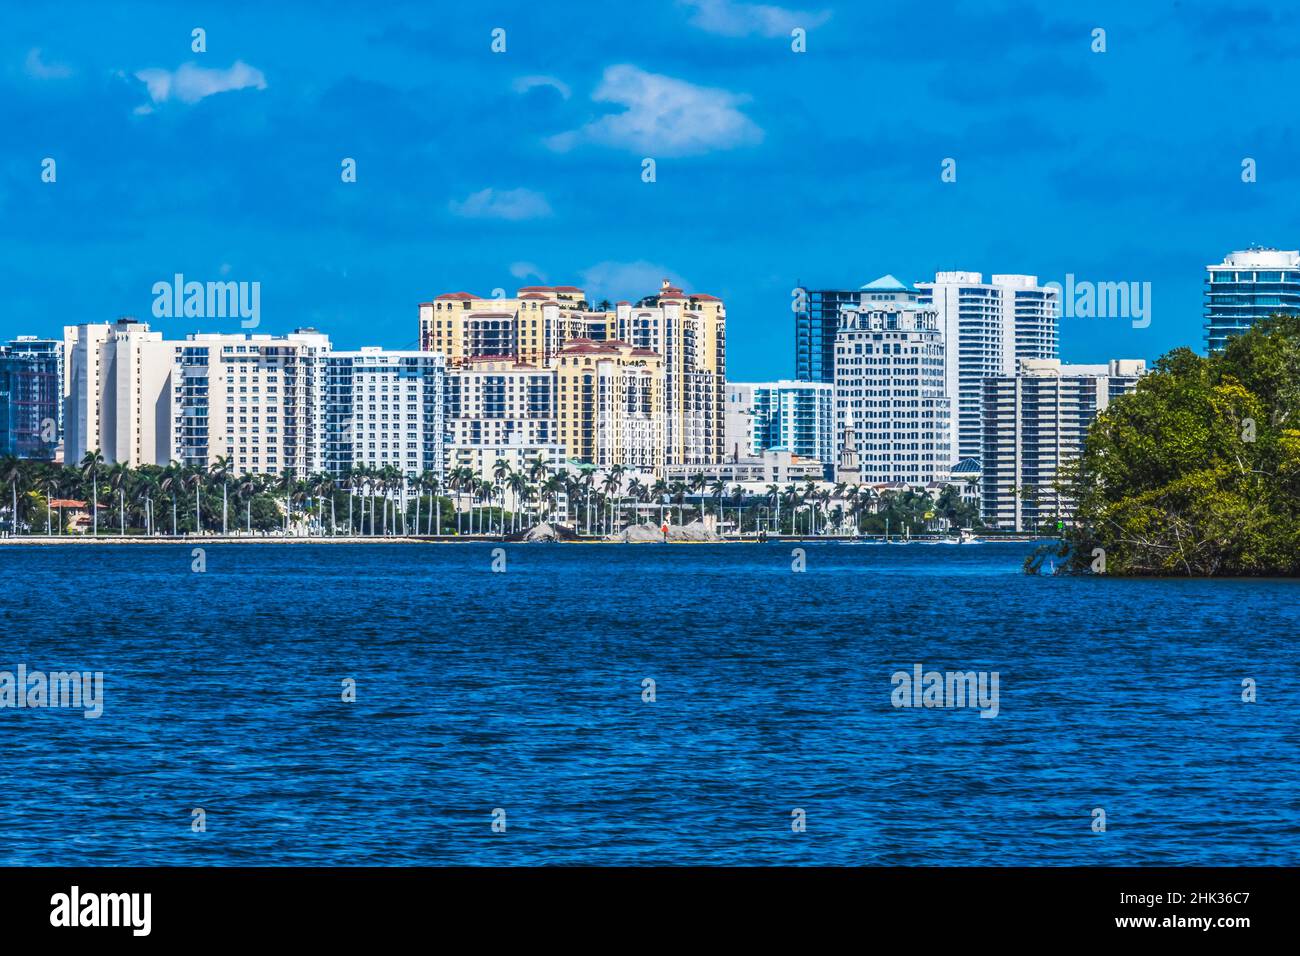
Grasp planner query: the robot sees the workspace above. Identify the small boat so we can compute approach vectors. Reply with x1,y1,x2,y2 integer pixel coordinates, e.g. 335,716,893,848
957,528,980,545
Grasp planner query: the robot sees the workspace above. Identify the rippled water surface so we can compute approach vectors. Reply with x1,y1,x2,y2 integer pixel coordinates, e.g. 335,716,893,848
1,541,1296,865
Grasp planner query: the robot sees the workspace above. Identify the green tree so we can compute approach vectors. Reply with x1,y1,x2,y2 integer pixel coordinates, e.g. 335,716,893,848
1050,314,1300,576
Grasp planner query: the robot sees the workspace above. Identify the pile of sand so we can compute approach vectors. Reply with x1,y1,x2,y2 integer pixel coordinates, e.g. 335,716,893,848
608,523,665,543
521,522,564,542
666,520,721,542
608,521,721,543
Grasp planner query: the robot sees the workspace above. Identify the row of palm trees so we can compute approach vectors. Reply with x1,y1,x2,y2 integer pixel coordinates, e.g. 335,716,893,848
1,451,967,538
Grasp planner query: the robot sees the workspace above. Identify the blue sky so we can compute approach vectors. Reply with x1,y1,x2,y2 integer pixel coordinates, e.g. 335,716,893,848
2,0,1298,378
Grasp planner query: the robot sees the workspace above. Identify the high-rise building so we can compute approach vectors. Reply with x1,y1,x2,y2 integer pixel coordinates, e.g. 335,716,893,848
1204,248,1300,352
0,337,62,459
981,358,1145,532
64,319,176,467
724,383,757,461
614,280,726,467
916,272,1059,467
174,330,331,477
795,287,864,384
727,380,834,476
445,358,557,448
418,286,612,369
555,338,664,474
323,347,445,479
833,279,951,485
423,280,725,469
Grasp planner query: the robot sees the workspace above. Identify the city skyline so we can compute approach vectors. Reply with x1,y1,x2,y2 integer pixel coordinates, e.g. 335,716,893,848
5,1,1300,380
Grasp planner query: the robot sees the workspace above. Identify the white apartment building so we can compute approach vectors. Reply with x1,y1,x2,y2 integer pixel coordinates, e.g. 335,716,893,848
445,358,556,448
916,272,1059,466
174,330,331,478
981,358,1145,532
833,279,951,485
324,347,446,479
64,319,176,466
724,383,757,460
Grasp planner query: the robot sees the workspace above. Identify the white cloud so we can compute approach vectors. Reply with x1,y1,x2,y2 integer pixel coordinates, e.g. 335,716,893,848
510,261,547,281
580,261,691,302
682,0,830,37
512,74,571,99
24,48,72,80
134,60,267,107
547,64,761,157
449,188,553,221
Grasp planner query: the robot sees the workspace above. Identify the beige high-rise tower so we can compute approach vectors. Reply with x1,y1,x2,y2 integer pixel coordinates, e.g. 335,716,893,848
555,339,664,474
614,280,726,468
418,286,613,369
64,319,176,466
420,280,726,473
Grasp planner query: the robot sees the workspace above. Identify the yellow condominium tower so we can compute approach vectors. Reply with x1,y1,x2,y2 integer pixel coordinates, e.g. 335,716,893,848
615,280,726,467
419,286,614,369
555,339,664,475
420,279,725,471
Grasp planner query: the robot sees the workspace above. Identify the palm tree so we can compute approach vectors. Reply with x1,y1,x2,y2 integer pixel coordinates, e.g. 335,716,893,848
799,481,816,535
492,459,511,532
765,483,780,534
160,461,183,535
709,478,727,533
446,467,462,534
410,471,423,537
428,473,442,536
380,467,392,535
578,469,595,533
651,479,669,526
784,484,802,535
669,481,688,526
80,451,105,536
602,466,624,534
210,456,232,535
461,467,478,532
311,472,335,536
526,456,549,527
237,473,259,534
626,477,645,527
360,466,376,536
104,462,132,536
541,475,565,524
338,467,352,535
1,455,25,535
136,470,160,535
49,466,73,535
465,476,480,535
277,468,297,535
507,471,528,532
730,484,746,536
688,472,706,525
187,466,206,535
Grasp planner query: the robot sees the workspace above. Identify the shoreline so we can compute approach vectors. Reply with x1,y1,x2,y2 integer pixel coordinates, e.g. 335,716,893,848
0,534,1050,545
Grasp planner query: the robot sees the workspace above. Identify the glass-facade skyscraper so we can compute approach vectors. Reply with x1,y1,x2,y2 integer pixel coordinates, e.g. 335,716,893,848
1205,248,1300,352
0,336,62,460
794,288,861,383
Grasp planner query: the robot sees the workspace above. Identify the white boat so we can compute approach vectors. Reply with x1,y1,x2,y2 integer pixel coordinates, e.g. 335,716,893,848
957,528,980,544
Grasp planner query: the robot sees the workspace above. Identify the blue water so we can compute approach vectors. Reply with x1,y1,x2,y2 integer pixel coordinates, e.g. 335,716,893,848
0,541,1296,865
